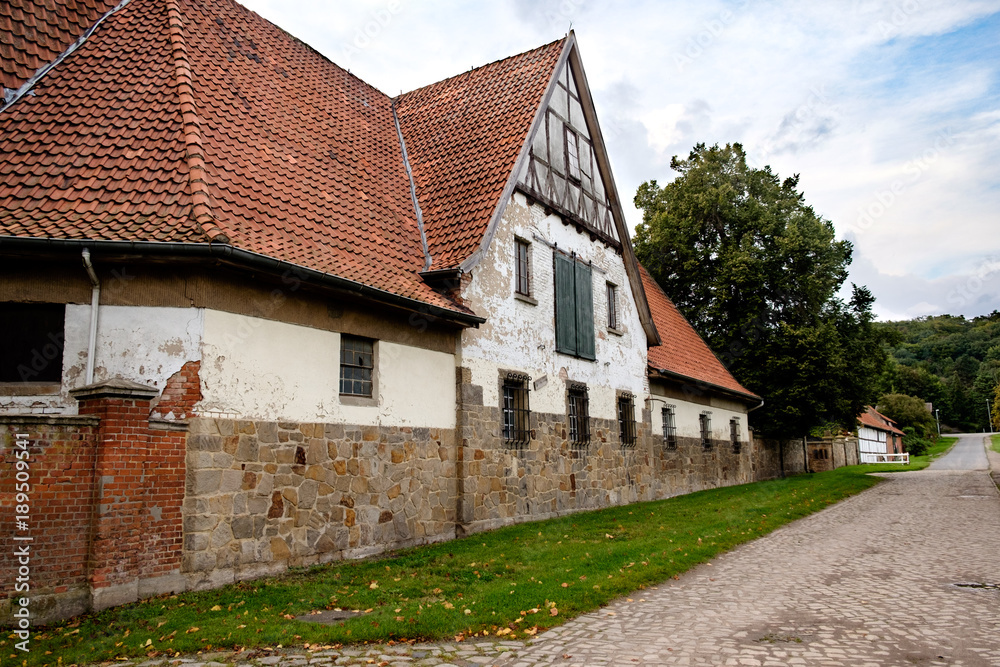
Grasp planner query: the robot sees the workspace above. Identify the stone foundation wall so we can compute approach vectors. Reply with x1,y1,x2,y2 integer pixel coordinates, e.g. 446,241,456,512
456,368,754,534
182,418,457,590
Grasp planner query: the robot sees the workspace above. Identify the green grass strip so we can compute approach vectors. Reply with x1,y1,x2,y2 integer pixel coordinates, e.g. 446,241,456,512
7,465,903,665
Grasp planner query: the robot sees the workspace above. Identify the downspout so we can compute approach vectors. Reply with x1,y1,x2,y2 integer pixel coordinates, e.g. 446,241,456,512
802,436,811,474
81,249,100,385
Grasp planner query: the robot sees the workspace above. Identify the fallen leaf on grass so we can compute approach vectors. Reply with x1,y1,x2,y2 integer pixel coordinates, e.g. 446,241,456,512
210,605,222,611
185,627,199,634
549,607,558,616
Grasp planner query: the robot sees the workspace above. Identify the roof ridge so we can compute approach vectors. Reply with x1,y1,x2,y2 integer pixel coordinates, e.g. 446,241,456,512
166,0,229,243
393,35,568,100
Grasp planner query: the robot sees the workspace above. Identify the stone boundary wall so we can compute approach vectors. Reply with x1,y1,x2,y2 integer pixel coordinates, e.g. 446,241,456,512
751,436,808,480
182,418,458,591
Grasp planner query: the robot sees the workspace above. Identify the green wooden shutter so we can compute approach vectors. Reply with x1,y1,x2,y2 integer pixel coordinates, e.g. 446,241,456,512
554,253,577,355
574,261,595,359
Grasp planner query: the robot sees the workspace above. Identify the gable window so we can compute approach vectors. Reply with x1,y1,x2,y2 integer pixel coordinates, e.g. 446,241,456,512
502,373,531,448
662,406,677,449
515,238,532,297
339,335,374,398
606,282,618,329
0,303,65,384
700,412,712,449
618,393,636,448
567,383,590,448
553,252,595,360
564,125,581,181
730,417,741,453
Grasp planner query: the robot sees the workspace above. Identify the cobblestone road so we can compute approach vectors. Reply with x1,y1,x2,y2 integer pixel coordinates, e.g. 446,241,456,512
124,444,1000,667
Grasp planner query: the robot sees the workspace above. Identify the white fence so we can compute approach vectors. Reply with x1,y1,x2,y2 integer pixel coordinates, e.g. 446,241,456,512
860,452,909,464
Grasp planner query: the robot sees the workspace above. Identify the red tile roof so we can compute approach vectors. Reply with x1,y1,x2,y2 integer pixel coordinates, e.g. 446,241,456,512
394,39,566,269
858,406,905,435
1,0,119,92
640,264,759,400
0,0,471,316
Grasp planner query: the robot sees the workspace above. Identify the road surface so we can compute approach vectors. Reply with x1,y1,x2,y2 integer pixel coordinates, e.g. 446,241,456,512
930,432,990,470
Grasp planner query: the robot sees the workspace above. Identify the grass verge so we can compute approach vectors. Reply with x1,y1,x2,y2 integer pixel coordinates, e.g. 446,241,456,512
991,434,1000,454
7,467,893,665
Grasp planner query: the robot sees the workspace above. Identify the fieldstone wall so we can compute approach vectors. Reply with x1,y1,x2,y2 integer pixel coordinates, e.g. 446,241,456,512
456,367,754,534
182,418,457,590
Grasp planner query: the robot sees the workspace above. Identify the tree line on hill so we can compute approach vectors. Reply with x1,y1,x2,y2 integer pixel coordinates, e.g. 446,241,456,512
878,313,1000,432
633,142,999,442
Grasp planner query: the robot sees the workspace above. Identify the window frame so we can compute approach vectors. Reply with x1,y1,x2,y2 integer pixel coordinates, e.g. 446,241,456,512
606,282,618,330
515,237,532,299
730,417,741,453
567,382,590,448
502,372,531,449
564,124,581,182
0,302,66,387
662,405,677,449
618,392,637,448
700,412,713,449
339,334,377,405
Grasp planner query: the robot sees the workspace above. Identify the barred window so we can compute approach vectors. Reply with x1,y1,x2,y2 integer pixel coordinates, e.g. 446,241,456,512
700,412,712,449
502,373,531,448
568,383,590,448
662,406,677,449
730,417,741,453
515,238,531,296
618,393,636,448
339,335,374,397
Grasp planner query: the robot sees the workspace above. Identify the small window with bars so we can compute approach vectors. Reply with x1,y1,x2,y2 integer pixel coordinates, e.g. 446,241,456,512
502,373,531,448
618,393,636,448
700,412,712,449
730,417,741,453
515,238,531,297
662,405,677,449
606,282,618,329
568,383,590,448
340,335,374,397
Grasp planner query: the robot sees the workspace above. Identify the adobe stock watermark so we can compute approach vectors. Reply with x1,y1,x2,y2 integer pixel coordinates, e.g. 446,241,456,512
339,0,403,63
542,0,585,31
749,84,831,169
674,0,755,73
851,128,955,235
947,256,1000,309
854,0,923,39
11,431,33,653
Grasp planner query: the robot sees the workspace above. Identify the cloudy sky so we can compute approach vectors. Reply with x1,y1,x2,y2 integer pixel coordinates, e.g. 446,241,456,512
240,0,1000,321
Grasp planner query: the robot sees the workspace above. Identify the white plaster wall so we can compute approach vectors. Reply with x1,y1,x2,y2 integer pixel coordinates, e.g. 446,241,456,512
460,192,647,420
647,390,750,442
198,309,455,428
0,304,203,415
858,426,887,453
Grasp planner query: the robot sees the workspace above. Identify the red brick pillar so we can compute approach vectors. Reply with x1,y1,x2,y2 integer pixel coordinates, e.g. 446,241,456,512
70,378,158,611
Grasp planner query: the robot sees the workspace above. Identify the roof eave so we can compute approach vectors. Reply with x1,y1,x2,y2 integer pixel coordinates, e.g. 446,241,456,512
0,236,484,327
648,365,761,404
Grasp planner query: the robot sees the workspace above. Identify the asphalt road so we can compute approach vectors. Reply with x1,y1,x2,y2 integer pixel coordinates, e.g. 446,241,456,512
930,432,991,470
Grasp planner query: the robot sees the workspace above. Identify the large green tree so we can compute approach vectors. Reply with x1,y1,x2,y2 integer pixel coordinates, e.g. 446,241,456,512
634,142,890,437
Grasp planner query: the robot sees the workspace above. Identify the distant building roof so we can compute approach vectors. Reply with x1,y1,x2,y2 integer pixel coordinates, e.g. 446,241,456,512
858,406,905,436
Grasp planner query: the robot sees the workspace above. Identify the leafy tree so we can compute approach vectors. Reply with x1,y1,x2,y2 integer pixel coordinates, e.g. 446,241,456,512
878,393,936,438
634,142,890,437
